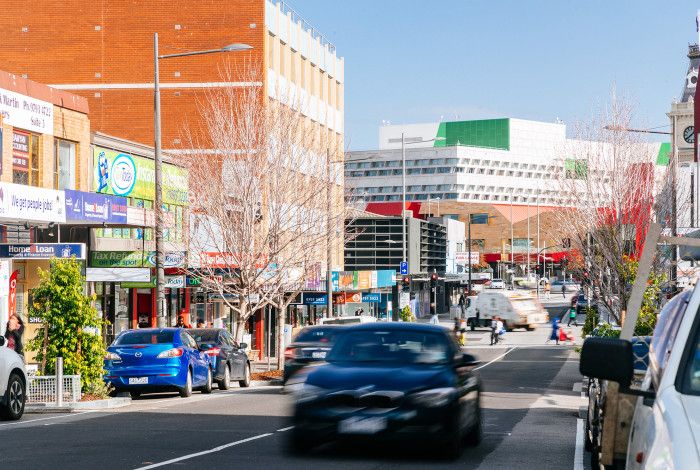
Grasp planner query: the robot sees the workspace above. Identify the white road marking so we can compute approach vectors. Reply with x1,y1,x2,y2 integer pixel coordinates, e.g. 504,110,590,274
474,347,515,370
276,426,294,432
572,382,583,392
574,418,584,470
133,433,274,469
0,411,96,428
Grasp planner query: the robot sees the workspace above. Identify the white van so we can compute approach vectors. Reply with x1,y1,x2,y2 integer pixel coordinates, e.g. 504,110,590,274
319,315,377,326
581,286,700,469
465,291,549,331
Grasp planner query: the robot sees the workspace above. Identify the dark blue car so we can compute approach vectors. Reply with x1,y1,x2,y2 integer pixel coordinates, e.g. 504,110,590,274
289,323,482,459
104,328,213,398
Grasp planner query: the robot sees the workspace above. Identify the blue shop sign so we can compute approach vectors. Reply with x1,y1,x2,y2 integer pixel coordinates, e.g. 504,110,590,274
64,189,128,224
362,293,381,303
0,243,86,260
303,293,328,305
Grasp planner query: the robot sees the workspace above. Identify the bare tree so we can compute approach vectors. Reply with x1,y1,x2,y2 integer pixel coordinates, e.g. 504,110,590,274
552,94,670,322
182,66,346,361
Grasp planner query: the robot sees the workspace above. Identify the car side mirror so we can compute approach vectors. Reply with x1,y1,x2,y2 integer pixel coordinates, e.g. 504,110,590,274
460,352,480,367
239,343,248,350
0,336,5,347
580,337,655,399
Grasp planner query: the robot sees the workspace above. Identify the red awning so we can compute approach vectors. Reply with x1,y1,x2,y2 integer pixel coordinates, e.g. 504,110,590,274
484,251,572,264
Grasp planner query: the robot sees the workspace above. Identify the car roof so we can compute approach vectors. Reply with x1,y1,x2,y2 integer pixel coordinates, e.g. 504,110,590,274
341,322,446,333
122,328,181,333
190,328,226,333
300,325,343,330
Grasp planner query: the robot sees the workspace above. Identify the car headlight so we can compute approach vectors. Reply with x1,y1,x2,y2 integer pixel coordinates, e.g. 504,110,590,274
410,388,455,408
294,384,326,404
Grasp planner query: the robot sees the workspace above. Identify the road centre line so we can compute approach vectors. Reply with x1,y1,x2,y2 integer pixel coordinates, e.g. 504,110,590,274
474,347,515,370
133,433,274,470
276,426,294,432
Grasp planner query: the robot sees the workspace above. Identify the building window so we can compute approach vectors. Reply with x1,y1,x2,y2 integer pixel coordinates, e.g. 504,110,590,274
469,213,490,224
12,129,41,186
54,139,76,190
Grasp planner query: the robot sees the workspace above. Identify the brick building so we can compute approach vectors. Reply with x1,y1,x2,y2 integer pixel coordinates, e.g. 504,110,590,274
0,0,344,154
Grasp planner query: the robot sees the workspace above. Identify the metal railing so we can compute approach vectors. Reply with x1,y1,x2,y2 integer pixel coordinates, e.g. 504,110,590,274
26,357,82,405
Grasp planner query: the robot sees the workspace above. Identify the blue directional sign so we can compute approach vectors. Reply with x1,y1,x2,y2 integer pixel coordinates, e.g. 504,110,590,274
0,243,86,260
400,261,408,275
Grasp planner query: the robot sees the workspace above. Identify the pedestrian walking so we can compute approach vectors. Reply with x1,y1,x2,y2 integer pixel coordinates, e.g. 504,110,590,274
567,306,577,326
544,281,551,299
429,311,440,325
490,316,504,345
458,292,466,318
176,314,191,328
196,320,205,328
561,283,567,299
4,314,24,356
546,318,560,345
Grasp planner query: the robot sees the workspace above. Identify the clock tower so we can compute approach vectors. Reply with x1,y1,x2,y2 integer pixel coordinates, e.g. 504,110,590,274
668,44,700,164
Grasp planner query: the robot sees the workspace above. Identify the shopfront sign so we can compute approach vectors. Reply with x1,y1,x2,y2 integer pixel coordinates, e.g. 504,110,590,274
0,87,54,135
303,293,328,305
89,251,186,268
121,275,185,289
86,268,151,282
361,293,381,303
330,270,397,292
12,130,29,171
0,182,65,223
199,252,269,269
0,243,85,260
93,147,188,205
344,292,363,303
456,251,480,266
64,189,128,224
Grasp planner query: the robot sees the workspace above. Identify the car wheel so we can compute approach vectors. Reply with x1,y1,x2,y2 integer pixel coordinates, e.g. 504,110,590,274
239,363,251,388
179,370,193,398
129,391,141,399
441,419,463,460
201,368,213,394
464,401,483,446
288,428,314,454
0,373,25,421
218,364,231,390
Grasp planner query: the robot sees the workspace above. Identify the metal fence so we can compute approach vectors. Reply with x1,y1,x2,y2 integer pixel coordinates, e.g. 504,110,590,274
27,373,81,404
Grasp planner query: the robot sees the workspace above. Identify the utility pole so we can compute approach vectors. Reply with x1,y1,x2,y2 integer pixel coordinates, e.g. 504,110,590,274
153,33,165,326
467,217,472,296
326,149,333,318
401,133,407,269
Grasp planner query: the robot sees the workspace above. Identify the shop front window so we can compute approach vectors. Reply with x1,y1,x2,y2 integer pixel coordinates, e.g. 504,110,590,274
12,130,41,186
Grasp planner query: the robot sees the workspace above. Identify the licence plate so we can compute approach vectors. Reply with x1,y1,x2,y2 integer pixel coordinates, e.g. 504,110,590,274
311,351,326,359
338,416,387,434
128,377,148,385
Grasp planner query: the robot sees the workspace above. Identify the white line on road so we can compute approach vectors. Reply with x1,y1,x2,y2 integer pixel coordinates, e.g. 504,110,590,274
574,418,584,470
0,411,96,428
133,433,274,470
276,426,294,432
573,383,583,392
474,347,515,370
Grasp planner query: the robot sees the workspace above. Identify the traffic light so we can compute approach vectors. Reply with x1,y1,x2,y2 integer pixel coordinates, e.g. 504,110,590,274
402,276,410,291
430,272,438,288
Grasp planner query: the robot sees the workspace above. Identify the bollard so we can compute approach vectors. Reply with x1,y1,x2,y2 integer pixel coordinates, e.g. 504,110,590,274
56,356,64,407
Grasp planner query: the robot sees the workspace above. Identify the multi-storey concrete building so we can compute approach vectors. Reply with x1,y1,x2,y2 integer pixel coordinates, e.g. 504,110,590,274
348,119,670,273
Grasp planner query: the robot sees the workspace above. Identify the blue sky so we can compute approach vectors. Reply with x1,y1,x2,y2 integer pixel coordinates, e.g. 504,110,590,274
292,0,699,150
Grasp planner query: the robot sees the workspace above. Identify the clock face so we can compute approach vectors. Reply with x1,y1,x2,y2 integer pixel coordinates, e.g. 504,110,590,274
684,126,695,144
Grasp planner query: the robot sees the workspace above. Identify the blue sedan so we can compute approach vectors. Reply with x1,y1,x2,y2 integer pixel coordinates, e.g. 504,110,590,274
104,328,213,398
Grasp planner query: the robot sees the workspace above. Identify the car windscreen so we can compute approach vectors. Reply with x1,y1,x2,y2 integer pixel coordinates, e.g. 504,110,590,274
115,331,174,345
327,329,450,365
294,328,339,343
680,315,700,395
190,330,220,344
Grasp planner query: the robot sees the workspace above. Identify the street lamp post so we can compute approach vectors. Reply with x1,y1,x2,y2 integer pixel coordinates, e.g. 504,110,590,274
153,33,251,324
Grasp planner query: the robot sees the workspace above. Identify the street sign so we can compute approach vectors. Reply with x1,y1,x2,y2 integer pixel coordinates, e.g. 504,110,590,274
400,261,408,275
455,251,480,266
399,292,410,309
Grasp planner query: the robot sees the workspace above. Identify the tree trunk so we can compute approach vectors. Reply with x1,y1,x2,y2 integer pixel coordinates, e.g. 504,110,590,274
234,298,249,344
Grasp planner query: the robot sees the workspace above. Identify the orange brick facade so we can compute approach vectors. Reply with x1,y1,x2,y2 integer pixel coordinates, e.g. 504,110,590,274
0,0,266,147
